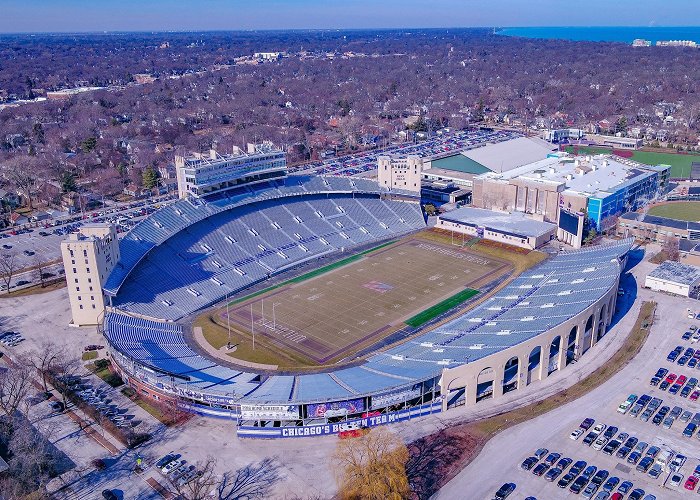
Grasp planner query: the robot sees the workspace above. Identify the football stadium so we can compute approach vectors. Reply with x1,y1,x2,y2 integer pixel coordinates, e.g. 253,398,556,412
97,145,632,438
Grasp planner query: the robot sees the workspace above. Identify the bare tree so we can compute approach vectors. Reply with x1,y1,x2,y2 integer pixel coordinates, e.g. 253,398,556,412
663,236,681,262
0,359,34,418
0,251,17,293
29,342,69,393
217,457,281,500
33,254,47,288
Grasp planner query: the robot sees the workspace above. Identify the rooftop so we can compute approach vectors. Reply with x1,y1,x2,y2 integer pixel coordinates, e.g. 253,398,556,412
462,136,556,173
440,206,556,238
480,153,660,199
647,260,700,286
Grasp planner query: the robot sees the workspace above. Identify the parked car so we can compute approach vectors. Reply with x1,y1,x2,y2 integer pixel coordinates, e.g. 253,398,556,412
494,482,516,500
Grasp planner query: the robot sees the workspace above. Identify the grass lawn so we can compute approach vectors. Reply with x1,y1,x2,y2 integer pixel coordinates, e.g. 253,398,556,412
406,301,656,498
81,351,98,361
86,360,124,387
647,202,700,222
405,288,479,328
565,145,700,179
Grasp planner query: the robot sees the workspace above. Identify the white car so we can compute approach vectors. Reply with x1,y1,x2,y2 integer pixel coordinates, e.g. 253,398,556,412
592,423,606,433
692,332,700,343
570,428,584,440
161,459,182,475
670,454,687,472
592,436,609,451
669,472,684,488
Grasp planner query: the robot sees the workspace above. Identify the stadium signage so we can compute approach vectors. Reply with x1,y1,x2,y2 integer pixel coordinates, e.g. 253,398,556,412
237,403,442,438
240,404,300,420
371,387,422,409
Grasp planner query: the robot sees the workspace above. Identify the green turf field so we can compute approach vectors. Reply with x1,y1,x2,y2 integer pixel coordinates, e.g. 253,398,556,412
647,202,700,222
565,146,700,179
404,288,479,328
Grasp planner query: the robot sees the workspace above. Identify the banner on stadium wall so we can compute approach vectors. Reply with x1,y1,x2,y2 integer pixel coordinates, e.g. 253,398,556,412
240,404,300,420
371,386,423,409
307,398,365,418
237,403,442,438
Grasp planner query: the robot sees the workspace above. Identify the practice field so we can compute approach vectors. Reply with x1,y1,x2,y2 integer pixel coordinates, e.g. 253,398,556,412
565,145,700,179
648,202,700,222
218,238,510,366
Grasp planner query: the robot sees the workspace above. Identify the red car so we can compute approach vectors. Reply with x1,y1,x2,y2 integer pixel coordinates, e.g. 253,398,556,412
611,493,623,500
691,391,700,401
678,375,688,385
685,476,699,490
667,373,678,383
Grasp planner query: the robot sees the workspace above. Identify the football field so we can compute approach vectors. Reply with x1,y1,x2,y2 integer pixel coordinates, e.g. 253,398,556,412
221,238,510,365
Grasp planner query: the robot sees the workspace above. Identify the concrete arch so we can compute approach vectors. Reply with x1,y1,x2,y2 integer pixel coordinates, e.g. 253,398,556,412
476,366,495,402
548,335,561,375
502,356,520,394
527,346,543,384
566,325,578,366
596,303,608,342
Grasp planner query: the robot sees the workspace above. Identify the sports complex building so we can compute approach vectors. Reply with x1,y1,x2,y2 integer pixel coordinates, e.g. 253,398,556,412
81,142,633,438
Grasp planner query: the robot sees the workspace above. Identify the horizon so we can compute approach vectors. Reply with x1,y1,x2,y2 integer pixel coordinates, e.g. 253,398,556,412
1,25,700,36
3,0,700,33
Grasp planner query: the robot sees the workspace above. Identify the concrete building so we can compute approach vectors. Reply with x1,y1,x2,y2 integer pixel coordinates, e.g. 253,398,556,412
377,155,423,193
617,211,700,243
472,153,670,229
644,260,700,297
436,207,556,250
61,224,120,326
590,134,643,150
175,142,286,198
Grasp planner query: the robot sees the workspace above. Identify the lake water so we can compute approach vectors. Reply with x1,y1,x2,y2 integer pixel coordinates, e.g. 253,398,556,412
497,26,700,44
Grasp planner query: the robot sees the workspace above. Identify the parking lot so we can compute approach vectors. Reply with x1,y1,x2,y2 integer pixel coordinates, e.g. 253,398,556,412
0,196,176,277
436,260,700,500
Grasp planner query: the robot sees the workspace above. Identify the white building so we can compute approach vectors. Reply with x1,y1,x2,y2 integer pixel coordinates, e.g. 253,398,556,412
377,155,423,193
61,224,120,326
436,206,556,250
175,142,286,199
645,261,700,297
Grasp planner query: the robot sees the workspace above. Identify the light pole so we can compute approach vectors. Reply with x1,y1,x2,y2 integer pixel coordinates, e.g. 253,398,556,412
225,293,231,347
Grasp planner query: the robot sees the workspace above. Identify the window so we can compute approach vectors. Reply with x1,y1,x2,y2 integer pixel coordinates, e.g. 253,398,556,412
84,259,88,265
87,278,92,283
83,250,87,257
71,259,75,265
69,250,74,257
72,268,76,273
77,296,81,301
76,287,80,292
89,286,93,292
92,305,96,309
74,278,78,284
90,296,94,301
86,268,90,273
79,305,83,309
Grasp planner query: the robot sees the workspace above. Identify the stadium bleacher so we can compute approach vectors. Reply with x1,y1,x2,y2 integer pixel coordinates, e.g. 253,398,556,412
111,189,425,320
104,239,632,406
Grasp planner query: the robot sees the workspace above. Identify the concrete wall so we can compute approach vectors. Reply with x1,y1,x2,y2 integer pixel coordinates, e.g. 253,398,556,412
377,155,423,193
644,276,692,297
440,280,619,411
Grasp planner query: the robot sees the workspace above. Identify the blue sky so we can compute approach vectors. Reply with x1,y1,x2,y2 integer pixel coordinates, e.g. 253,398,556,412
2,0,699,33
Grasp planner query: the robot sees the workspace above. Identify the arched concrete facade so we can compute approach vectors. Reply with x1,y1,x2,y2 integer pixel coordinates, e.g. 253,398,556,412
440,277,620,411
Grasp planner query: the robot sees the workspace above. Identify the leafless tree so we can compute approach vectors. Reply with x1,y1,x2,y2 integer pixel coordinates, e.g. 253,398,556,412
217,457,282,500
0,358,34,418
663,236,681,262
32,254,48,288
0,251,17,293
29,342,71,393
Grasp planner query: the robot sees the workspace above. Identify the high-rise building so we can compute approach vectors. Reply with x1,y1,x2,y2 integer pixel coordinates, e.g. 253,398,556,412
175,142,286,199
61,224,120,326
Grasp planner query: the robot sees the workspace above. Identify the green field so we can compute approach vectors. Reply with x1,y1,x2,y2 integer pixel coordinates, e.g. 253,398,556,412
565,146,700,179
404,288,479,328
648,202,700,222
